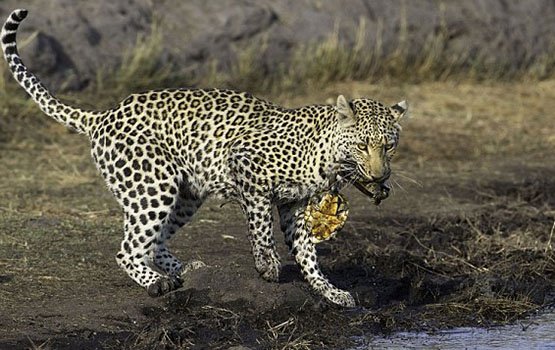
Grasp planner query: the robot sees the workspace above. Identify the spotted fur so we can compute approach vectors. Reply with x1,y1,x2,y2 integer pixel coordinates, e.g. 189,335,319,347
2,9,407,307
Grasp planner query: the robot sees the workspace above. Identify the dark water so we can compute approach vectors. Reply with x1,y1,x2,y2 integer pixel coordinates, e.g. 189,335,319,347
359,312,555,350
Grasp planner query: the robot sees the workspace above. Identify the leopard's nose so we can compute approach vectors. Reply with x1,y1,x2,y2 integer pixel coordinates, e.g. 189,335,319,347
371,169,391,183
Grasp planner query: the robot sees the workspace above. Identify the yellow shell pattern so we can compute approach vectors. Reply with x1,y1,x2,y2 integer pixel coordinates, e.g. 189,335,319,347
304,192,349,243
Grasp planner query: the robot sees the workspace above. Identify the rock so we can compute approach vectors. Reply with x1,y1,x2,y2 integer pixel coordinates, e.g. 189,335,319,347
24,31,83,91
0,0,152,91
0,0,554,91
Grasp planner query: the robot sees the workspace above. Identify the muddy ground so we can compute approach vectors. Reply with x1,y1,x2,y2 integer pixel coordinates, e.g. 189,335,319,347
0,81,554,349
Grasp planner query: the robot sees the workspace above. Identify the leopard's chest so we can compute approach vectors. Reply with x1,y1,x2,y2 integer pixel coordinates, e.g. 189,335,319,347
272,181,328,202
271,160,339,202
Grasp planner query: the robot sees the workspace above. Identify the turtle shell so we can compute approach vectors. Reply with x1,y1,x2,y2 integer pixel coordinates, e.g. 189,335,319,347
304,192,349,243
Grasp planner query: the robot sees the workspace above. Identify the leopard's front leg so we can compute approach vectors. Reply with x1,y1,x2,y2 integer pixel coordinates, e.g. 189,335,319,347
240,194,281,282
278,201,356,307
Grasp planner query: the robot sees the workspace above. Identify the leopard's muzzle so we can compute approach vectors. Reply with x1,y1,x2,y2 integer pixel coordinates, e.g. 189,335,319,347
354,180,390,205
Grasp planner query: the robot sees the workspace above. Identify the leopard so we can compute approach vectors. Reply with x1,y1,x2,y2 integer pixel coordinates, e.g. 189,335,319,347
1,9,407,307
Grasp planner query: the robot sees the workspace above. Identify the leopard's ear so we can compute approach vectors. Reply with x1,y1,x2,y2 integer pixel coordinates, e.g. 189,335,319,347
391,100,408,121
336,95,356,128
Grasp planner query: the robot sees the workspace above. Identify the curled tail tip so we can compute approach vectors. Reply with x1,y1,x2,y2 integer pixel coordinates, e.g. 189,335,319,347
2,9,28,51
11,9,28,22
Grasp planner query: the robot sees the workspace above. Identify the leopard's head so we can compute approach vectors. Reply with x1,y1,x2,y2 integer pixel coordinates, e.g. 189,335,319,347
335,95,408,203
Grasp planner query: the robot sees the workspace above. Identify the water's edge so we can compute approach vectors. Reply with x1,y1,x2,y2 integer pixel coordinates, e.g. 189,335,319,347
357,312,555,350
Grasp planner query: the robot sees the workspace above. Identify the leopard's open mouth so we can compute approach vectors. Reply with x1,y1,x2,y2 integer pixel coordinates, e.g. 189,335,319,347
354,180,390,205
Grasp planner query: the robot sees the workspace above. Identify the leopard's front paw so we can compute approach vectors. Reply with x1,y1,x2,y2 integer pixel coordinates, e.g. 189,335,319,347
260,262,281,282
146,275,183,297
255,250,281,282
324,288,356,307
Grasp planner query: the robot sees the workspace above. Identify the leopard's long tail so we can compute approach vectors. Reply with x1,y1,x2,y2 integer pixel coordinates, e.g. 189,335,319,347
1,9,100,135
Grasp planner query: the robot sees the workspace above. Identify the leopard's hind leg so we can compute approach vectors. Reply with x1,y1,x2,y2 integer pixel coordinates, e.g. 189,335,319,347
153,184,204,277
116,183,184,297
93,138,193,297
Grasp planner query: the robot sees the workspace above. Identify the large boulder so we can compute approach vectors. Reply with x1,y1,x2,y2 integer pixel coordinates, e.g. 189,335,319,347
1,0,553,91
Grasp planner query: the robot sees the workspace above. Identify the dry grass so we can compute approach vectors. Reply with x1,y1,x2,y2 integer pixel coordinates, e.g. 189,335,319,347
0,63,34,114
0,62,42,144
39,8,554,106
197,7,555,95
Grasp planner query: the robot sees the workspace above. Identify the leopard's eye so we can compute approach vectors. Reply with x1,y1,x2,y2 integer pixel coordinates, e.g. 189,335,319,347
385,142,395,151
357,143,367,151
